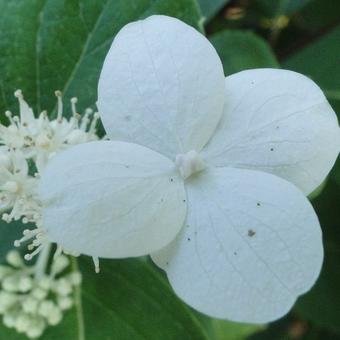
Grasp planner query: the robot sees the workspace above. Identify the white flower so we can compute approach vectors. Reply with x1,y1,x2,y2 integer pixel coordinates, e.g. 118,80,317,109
0,90,100,173
0,150,38,222
38,16,340,323
31,94,100,172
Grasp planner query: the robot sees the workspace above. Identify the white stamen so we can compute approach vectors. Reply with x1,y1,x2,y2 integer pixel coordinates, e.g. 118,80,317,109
92,257,100,273
55,91,63,122
89,112,100,134
14,89,23,99
70,97,78,117
24,245,43,261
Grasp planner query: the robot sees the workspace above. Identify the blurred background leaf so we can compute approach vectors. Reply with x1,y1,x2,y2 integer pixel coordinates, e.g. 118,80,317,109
294,179,340,334
198,0,230,21
284,25,340,114
210,30,279,75
0,0,202,119
253,0,312,17
211,319,265,340
293,0,340,31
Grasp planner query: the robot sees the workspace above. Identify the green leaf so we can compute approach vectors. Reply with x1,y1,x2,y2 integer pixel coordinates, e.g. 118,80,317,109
333,159,340,187
293,179,340,333
210,30,279,76
254,0,312,17
0,257,210,339
197,0,229,21
295,0,340,31
79,258,209,339
283,25,340,114
211,319,265,340
0,0,202,118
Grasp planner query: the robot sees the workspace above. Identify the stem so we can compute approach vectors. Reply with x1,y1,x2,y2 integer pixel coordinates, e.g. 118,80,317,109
324,89,340,101
268,0,289,47
71,257,85,340
34,242,52,279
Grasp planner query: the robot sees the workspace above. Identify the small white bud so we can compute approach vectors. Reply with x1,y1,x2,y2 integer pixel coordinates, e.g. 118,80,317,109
15,312,30,333
0,265,12,280
2,213,12,223
53,278,72,296
38,300,52,313
6,250,24,268
31,287,48,300
51,255,69,274
22,297,38,314
2,275,20,292
3,311,17,328
46,306,62,326
0,291,17,312
18,276,33,292
37,277,51,290
68,271,82,285
26,317,45,339
57,296,73,310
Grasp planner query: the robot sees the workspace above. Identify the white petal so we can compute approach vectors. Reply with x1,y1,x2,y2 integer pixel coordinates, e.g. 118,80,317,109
97,15,225,158
39,141,187,258
202,69,340,195
152,167,323,323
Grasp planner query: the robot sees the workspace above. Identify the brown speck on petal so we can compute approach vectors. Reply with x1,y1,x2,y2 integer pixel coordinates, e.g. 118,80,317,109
248,229,256,237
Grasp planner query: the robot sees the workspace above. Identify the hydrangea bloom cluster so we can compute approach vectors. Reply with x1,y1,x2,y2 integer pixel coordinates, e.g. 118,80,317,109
0,90,100,337
0,90,99,226
0,250,81,338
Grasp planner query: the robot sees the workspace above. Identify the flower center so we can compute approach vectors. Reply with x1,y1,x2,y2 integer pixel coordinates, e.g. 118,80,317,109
175,150,206,180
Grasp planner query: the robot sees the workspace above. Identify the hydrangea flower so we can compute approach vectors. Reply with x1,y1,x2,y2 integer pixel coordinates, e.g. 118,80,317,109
39,16,340,323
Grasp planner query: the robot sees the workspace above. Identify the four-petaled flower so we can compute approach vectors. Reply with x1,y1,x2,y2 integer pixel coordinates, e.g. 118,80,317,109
39,16,340,323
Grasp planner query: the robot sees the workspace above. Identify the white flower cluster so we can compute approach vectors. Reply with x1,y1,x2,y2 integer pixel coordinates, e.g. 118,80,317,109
0,90,100,225
0,250,81,338
0,90,101,337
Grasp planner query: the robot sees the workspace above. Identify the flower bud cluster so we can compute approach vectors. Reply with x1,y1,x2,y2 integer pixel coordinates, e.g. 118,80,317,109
0,250,81,338
0,91,101,258
0,92,100,337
